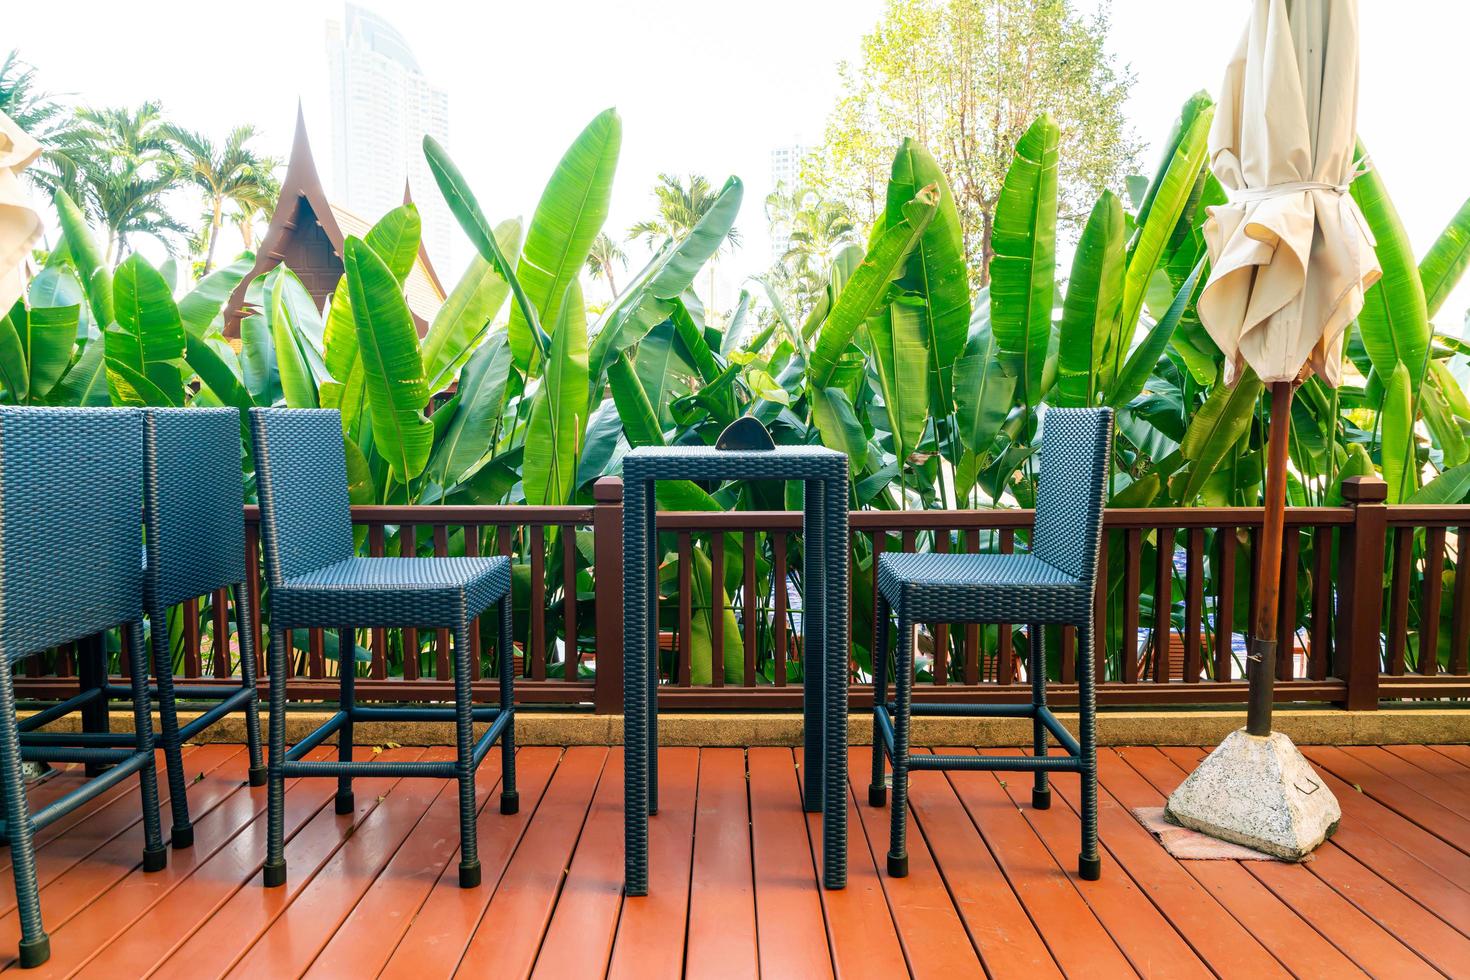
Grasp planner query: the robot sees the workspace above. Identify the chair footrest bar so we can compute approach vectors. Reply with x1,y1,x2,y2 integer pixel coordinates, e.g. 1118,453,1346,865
349,706,504,723
471,710,512,767
176,688,257,742
893,702,1038,718
281,759,457,778
29,749,153,831
18,688,106,731
1036,706,1081,756
18,731,136,746
20,746,134,765
283,710,348,762
874,704,895,757
907,753,1083,772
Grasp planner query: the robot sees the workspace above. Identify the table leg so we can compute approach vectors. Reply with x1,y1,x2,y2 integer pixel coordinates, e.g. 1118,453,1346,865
645,479,659,816
623,474,650,897
824,469,850,889
802,478,826,813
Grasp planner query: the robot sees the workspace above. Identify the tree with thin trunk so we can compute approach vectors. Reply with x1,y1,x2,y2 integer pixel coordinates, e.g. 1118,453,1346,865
164,123,280,274
585,231,627,297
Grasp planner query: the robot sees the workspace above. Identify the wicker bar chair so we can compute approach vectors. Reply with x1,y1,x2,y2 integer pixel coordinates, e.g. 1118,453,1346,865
0,407,167,969
248,408,515,890
141,408,266,849
869,408,1112,881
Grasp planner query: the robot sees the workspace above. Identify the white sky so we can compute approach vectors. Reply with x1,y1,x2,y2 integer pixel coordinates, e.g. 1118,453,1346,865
10,0,1470,330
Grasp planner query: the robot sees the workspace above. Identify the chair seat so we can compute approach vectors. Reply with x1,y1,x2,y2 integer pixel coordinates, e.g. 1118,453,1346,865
271,556,512,629
877,552,1091,623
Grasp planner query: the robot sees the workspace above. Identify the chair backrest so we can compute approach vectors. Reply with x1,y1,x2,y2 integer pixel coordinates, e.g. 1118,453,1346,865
1030,408,1113,585
0,407,144,658
142,408,247,609
248,408,353,588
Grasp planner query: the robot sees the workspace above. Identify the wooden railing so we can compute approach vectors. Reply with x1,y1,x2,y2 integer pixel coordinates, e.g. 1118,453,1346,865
14,475,1469,712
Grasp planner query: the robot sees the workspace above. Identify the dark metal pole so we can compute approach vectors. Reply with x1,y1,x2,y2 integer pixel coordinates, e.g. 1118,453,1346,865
1247,381,1294,736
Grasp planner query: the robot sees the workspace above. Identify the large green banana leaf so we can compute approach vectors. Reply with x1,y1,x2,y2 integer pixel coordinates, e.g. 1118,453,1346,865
365,204,422,285
953,313,1016,456
421,218,523,393
55,341,107,405
1118,97,1213,366
1107,258,1204,409
344,236,433,483
265,271,319,409
424,136,549,364
0,300,76,403
990,114,1059,407
867,292,930,464
427,330,513,488
522,281,589,506
1419,194,1470,321
52,189,112,326
1173,367,1262,502
1421,375,1467,466
810,386,868,472
178,252,255,336
507,109,621,376
1381,360,1415,502
106,253,186,406
588,175,743,375
809,189,937,389
886,140,969,417
1352,146,1430,383
1056,190,1125,407
608,350,664,447
184,331,254,410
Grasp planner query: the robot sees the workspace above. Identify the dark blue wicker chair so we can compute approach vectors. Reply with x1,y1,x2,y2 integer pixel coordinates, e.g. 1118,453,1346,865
141,408,265,849
248,408,515,890
869,408,1112,881
0,407,167,969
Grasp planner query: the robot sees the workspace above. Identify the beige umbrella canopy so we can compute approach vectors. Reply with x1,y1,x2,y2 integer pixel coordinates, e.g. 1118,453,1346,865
0,110,43,316
1198,0,1381,388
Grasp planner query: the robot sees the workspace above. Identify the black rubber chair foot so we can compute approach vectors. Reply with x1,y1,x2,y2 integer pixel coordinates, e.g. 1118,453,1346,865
1079,854,1102,881
868,784,887,807
335,791,355,815
500,791,519,815
459,862,481,888
143,846,167,873
248,765,267,787
263,861,287,888
17,934,50,969
887,852,909,878
171,825,194,850
1032,787,1051,810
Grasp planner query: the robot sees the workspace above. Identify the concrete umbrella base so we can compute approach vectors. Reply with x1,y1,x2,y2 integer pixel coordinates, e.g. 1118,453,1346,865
1164,728,1341,861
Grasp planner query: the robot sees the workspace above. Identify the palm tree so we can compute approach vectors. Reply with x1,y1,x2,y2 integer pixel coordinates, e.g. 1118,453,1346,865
164,123,280,273
764,182,859,316
627,173,741,251
585,232,628,296
0,50,67,136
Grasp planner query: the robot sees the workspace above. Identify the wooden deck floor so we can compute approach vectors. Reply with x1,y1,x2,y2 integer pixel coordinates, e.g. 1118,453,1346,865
3,740,1468,978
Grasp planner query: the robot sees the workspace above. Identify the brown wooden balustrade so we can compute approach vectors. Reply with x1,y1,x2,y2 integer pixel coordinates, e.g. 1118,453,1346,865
13,474,1469,712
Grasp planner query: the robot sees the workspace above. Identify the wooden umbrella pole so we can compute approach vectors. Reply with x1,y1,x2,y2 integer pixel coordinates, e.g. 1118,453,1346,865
1247,381,1295,735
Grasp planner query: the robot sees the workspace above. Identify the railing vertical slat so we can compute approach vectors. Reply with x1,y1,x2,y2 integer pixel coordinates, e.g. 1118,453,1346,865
308,628,324,679
934,528,949,685
530,525,546,682
1277,528,1300,682
1453,527,1470,676
1185,528,1203,683
1154,527,1175,683
401,523,419,681
184,597,202,679
998,529,1015,683
1337,478,1387,708
1216,528,1236,682
677,532,693,687
964,529,980,685
368,524,387,680
711,532,725,688
434,524,451,680
1310,526,1333,680
563,523,579,682
1420,525,1447,676
774,533,788,687
1123,528,1141,684
212,588,230,677
245,522,263,677
1388,525,1412,675
464,524,482,677
592,478,625,713
744,531,757,687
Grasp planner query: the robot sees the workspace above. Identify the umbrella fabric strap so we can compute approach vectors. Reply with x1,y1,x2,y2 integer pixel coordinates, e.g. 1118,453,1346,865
1232,180,1349,201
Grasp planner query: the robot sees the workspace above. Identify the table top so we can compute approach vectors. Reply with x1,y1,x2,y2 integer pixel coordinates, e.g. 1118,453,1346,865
622,444,848,481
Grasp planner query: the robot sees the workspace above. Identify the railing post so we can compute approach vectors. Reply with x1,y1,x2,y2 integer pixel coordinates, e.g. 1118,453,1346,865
1337,476,1387,710
593,477,625,714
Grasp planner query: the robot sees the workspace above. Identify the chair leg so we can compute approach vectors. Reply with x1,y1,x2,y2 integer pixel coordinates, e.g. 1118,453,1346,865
887,602,913,878
233,584,266,788
263,628,288,888
498,597,518,815
126,620,167,873
455,617,480,888
1030,622,1050,811
77,632,109,778
869,591,890,807
335,629,355,815
1078,618,1101,881
0,654,50,967
149,602,194,848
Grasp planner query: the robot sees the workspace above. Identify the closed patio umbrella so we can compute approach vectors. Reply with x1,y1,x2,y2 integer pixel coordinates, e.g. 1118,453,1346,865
1166,0,1378,859
0,110,43,316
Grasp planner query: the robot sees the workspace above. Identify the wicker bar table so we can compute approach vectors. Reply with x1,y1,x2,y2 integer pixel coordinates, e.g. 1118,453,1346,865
622,440,850,895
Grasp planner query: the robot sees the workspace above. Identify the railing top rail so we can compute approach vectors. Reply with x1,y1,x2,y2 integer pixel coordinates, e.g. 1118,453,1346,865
653,506,1356,531
244,504,596,526
1384,505,1470,526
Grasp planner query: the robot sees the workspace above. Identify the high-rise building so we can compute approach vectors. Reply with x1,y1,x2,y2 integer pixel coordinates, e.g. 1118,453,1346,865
768,143,807,262
326,5,453,266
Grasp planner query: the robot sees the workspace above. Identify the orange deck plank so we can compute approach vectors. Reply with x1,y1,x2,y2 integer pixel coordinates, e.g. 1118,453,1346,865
1384,743,1470,785
149,748,426,979
1305,745,1470,855
228,747,457,977
746,748,833,980
1340,744,1470,819
530,750,626,980
847,746,983,977
1430,743,1470,770
607,747,700,980
304,750,503,978
376,746,563,978
683,748,759,980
